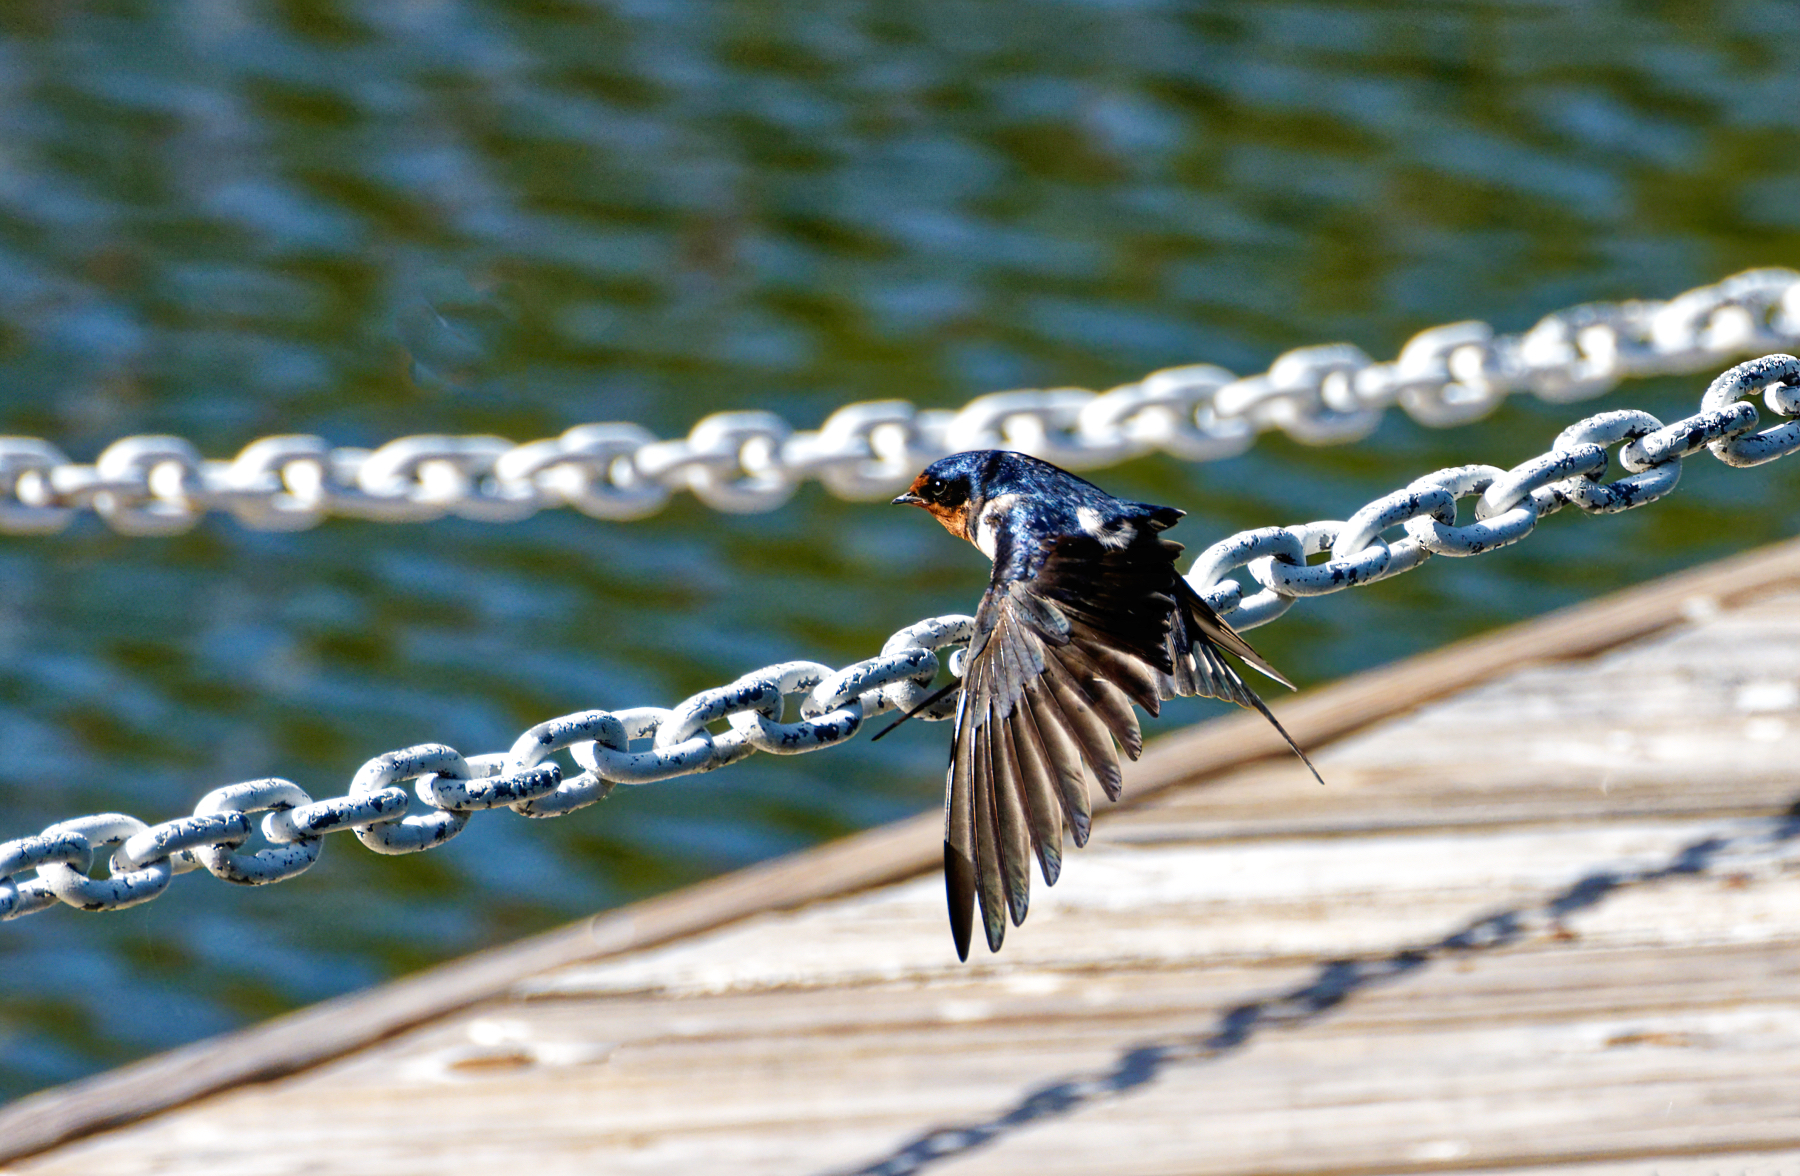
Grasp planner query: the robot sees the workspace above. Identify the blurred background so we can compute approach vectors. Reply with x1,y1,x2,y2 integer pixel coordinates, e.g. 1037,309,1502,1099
1,0,1797,1103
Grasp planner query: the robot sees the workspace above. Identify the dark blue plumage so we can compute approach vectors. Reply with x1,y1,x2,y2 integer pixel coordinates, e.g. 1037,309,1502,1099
894,449,1318,960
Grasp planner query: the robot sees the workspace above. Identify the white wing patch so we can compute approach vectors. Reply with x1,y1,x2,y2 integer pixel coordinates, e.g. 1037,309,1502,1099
1077,505,1135,549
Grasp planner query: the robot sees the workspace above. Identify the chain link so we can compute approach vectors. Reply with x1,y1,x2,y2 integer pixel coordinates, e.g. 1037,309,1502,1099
2,270,1795,536
1190,353,1793,611
4,353,1795,923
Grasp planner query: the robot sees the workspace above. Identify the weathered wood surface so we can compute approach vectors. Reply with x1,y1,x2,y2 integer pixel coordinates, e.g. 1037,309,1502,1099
6,541,1800,1174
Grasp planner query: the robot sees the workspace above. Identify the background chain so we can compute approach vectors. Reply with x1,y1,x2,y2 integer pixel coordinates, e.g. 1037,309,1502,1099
0,269,1795,535
3,353,1795,922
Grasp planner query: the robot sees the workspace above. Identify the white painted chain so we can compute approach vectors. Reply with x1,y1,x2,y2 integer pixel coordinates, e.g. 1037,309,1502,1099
1189,352,1800,627
4,353,1796,922
1,270,1795,535
0,615,972,917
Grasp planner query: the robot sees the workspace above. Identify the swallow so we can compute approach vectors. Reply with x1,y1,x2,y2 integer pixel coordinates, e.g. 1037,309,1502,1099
891,449,1320,959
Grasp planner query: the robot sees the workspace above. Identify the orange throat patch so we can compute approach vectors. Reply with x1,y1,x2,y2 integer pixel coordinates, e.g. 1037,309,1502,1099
926,500,970,541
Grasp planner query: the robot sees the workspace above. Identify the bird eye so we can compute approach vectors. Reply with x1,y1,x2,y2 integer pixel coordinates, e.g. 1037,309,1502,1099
927,476,947,498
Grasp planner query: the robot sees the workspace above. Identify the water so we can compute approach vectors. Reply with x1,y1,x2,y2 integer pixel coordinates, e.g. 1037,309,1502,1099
1,0,1798,1102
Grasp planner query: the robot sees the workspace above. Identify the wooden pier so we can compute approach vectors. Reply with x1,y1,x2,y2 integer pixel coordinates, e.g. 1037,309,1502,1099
6,540,1800,1175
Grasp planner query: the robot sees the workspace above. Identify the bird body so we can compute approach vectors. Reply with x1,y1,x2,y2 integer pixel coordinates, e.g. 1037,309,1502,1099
894,450,1317,959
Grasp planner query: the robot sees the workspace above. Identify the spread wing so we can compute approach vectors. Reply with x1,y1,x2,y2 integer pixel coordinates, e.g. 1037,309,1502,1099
943,526,1318,960
944,530,1180,959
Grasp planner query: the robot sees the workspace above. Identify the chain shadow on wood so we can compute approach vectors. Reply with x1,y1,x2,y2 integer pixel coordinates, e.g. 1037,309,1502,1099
835,802,1800,1176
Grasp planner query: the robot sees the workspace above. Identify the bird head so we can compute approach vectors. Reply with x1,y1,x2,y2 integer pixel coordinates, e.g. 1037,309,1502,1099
891,450,997,543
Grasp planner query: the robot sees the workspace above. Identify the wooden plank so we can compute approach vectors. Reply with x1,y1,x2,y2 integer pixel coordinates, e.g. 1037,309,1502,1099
1112,586,1800,841
9,813,1799,1175
519,817,1800,998
4,537,1800,1163
0,815,944,1162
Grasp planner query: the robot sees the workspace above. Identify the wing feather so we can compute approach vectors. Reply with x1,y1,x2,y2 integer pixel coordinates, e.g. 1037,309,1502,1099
989,712,1034,926
994,612,1039,712
1170,577,1293,691
1038,653,1126,798
970,688,1008,953
945,691,977,962
995,617,1066,880
1046,644,1144,762
1067,632,1165,715
1003,703,1063,887
1022,680,1092,846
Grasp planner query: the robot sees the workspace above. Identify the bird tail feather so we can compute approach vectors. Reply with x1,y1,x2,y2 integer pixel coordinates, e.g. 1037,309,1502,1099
1165,580,1323,786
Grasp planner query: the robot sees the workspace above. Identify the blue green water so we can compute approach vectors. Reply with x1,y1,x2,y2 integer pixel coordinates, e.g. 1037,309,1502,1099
1,0,1798,1102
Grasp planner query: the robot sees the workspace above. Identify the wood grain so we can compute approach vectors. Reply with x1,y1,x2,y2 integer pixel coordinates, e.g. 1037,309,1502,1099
12,810,1800,1174
4,537,1800,1169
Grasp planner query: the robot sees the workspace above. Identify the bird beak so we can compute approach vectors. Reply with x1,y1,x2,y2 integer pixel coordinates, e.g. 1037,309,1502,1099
892,492,924,506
